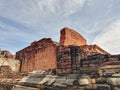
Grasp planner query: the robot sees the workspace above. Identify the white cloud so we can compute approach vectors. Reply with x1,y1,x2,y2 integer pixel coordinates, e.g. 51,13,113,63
0,19,39,42
36,0,85,16
93,19,120,54
0,0,85,28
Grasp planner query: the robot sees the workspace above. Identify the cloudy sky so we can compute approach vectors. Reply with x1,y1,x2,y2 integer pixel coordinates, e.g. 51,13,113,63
0,0,120,54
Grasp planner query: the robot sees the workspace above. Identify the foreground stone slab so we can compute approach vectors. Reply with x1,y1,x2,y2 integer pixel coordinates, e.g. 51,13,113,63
12,85,40,90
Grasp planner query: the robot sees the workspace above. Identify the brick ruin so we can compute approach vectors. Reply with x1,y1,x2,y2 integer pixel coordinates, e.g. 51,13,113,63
16,27,111,73
16,38,57,72
56,45,110,74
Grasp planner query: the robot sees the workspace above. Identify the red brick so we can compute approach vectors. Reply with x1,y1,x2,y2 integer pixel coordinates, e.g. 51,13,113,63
16,38,57,72
60,27,87,46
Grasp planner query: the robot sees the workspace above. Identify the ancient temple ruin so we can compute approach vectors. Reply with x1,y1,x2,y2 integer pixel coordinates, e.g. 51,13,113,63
16,27,109,73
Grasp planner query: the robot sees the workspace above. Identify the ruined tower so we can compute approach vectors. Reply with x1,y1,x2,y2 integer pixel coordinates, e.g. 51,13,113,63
60,27,87,46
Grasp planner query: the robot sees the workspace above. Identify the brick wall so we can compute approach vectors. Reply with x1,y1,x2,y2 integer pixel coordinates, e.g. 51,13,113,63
56,46,82,74
16,38,57,72
60,27,87,46
56,44,109,74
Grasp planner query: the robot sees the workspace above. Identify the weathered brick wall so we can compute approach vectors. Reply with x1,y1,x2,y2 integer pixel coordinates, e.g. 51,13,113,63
60,27,87,46
56,46,82,74
56,44,109,74
16,38,57,72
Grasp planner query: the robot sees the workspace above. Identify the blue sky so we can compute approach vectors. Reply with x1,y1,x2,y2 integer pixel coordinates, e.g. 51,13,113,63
0,0,120,54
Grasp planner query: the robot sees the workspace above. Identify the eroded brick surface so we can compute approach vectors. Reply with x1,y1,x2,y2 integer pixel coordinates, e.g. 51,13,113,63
56,45,109,74
0,50,13,58
56,46,82,74
80,44,109,57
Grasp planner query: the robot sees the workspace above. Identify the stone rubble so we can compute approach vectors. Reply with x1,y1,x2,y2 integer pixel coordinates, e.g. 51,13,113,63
11,70,120,90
